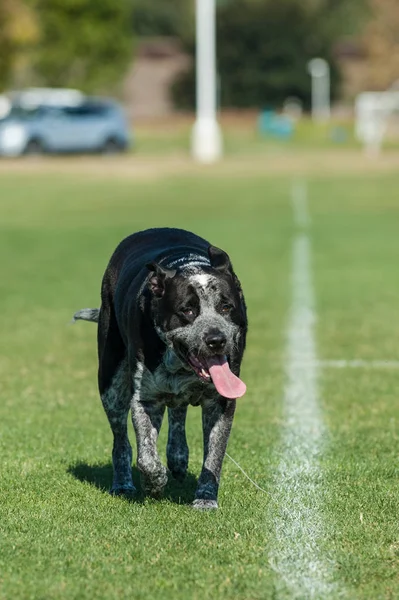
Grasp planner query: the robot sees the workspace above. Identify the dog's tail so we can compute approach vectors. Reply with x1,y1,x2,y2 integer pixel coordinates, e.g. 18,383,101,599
71,308,100,324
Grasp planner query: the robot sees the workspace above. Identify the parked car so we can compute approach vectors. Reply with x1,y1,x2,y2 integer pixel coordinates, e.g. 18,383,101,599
0,95,131,156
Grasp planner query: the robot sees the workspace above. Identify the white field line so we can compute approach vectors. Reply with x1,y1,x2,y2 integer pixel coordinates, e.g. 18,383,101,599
294,359,399,370
269,182,338,598
291,180,311,228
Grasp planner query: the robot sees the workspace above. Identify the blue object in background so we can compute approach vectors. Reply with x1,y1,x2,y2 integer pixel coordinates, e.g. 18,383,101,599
258,110,294,139
330,126,348,144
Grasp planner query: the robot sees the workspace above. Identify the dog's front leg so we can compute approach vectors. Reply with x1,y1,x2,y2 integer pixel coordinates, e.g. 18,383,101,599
131,399,167,497
193,398,236,510
167,406,189,481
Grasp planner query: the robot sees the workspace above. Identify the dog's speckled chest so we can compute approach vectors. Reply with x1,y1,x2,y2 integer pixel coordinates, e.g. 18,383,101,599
140,349,218,408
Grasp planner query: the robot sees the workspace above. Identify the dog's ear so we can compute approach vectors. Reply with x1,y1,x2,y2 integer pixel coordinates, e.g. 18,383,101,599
146,263,176,297
208,245,232,273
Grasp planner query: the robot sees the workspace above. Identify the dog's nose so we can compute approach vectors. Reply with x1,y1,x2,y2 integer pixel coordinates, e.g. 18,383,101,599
205,331,227,352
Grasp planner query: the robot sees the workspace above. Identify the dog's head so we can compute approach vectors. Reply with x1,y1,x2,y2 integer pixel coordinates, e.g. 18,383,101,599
147,246,247,398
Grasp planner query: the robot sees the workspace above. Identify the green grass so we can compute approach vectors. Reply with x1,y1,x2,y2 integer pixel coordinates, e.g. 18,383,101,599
1,167,399,599
135,118,361,157
135,117,399,157
311,178,399,598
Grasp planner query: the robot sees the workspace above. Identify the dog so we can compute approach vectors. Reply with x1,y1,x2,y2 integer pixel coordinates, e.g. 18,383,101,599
73,227,247,509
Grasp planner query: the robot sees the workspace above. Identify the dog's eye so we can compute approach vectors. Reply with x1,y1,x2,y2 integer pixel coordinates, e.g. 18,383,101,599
181,307,194,318
221,304,233,314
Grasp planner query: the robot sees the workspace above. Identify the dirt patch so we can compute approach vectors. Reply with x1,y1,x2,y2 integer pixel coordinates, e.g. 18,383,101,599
1,149,399,182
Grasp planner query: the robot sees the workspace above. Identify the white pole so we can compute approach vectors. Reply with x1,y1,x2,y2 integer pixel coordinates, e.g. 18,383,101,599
191,0,223,163
307,58,330,122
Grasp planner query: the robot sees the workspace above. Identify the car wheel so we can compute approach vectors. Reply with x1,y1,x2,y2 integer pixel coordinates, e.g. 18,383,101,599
24,139,44,156
101,138,123,154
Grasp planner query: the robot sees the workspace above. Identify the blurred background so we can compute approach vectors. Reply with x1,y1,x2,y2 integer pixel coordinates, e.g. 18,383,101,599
0,0,399,160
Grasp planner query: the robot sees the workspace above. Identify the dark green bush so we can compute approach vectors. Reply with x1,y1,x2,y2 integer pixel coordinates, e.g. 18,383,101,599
172,0,342,110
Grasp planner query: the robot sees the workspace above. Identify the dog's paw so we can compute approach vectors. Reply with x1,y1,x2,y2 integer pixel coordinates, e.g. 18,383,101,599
141,468,168,498
167,455,188,481
110,485,136,499
192,499,218,510
170,469,187,482
146,487,165,499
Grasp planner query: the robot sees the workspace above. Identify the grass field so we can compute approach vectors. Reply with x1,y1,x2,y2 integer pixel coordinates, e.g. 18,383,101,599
1,140,399,599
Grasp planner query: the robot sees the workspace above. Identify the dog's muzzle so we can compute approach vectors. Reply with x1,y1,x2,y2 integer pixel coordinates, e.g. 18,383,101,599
184,349,246,400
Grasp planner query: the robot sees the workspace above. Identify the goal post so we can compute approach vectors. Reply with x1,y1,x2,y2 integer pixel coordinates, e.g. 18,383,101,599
191,0,223,163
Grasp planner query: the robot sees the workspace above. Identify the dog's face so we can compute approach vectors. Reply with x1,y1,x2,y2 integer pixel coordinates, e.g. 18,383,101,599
147,246,247,398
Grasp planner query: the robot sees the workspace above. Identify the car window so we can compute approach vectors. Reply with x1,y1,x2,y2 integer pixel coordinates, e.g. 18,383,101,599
7,106,44,120
40,106,65,118
4,102,114,121
62,104,110,118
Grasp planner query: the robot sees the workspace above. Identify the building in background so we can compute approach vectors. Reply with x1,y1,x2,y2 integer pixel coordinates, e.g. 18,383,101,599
124,38,189,120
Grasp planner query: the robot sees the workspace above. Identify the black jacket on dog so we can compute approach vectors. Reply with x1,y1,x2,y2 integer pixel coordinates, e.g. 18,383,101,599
75,227,247,509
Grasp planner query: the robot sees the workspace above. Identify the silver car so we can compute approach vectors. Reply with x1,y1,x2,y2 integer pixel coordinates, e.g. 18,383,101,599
0,97,131,156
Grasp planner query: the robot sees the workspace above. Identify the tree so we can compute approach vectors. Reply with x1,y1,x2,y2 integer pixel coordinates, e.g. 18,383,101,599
133,0,193,39
305,0,369,38
0,2,13,90
361,0,399,90
172,0,367,109
0,0,38,91
31,0,133,93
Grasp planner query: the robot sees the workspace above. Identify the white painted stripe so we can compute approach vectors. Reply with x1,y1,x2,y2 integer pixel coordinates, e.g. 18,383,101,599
320,359,399,369
292,180,311,228
270,185,337,597
292,359,399,370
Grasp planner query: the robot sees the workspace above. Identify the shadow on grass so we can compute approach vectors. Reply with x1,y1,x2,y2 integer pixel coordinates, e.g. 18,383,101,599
68,462,198,505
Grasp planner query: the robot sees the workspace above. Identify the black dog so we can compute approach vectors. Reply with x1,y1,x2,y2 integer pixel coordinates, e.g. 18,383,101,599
74,228,247,509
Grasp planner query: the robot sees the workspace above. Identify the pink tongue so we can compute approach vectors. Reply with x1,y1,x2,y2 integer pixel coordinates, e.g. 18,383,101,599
206,356,246,399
